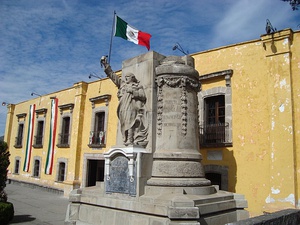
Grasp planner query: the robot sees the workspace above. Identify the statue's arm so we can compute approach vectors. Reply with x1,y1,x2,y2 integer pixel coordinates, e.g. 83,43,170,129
100,56,120,88
132,85,146,102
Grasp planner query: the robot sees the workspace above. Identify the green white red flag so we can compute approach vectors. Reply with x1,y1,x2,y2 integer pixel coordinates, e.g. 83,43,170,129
23,104,35,172
45,98,58,175
114,15,151,50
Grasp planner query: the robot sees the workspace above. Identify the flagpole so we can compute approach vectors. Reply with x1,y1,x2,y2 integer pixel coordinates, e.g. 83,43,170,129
108,10,116,64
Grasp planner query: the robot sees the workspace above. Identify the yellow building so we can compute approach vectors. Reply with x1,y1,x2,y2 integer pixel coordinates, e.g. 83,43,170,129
194,29,299,216
5,78,119,195
4,29,299,217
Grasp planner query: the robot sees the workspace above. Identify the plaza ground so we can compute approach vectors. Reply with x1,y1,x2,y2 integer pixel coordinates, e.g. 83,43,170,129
5,182,69,225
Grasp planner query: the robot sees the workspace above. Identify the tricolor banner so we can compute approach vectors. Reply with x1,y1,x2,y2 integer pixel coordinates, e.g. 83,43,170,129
114,15,152,50
45,98,58,175
23,104,36,172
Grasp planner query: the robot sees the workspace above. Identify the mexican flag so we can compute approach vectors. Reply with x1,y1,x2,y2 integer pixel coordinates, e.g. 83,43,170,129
114,15,152,50
23,104,35,172
45,98,58,175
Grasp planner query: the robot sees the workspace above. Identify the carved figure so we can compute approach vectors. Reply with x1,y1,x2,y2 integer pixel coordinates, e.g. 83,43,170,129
101,56,148,146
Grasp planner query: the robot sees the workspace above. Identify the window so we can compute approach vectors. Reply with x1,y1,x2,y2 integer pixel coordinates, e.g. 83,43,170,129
88,95,111,148
34,121,44,147
204,165,229,191
57,104,74,148
58,116,70,146
203,95,227,144
33,108,47,148
58,162,66,182
15,123,24,148
206,173,222,189
56,158,68,182
89,111,106,147
206,95,225,124
198,70,233,147
14,158,20,174
33,159,40,177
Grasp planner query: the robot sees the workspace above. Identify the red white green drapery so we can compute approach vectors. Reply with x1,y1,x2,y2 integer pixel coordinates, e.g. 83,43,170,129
23,104,35,172
45,98,58,175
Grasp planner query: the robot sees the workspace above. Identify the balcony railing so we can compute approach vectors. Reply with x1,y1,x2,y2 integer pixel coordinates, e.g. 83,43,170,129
200,123,231,147
33,135,43,148
57,133,70,148
14,136,23,148
88,131,105,148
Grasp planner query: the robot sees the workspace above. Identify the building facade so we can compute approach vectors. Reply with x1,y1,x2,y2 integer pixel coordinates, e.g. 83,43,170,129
194,29,300,216
5,79,119,195
4,29,300,216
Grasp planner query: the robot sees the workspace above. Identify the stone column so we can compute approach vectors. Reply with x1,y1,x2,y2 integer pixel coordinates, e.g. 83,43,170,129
147,56,211,187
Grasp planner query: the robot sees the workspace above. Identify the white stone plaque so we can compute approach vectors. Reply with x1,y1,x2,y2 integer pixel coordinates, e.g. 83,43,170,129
207,150,223,161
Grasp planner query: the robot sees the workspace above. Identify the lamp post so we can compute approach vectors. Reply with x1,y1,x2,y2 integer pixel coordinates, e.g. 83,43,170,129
172,42,188,55
266,19,277,34
31,92,42,97
89,72,102,79
2,102,11,106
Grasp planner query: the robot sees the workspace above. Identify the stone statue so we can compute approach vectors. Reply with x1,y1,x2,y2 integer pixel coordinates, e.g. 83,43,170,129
100,56,148,147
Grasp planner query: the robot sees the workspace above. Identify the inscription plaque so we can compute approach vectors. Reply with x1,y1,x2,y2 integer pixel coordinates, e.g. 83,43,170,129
105,154,136,196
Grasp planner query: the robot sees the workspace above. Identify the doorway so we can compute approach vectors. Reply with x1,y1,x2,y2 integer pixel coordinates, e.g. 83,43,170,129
87,159,105,187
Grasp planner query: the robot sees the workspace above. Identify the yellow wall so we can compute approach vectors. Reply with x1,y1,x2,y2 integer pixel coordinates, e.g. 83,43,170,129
77,78,119,183
193,29,299,216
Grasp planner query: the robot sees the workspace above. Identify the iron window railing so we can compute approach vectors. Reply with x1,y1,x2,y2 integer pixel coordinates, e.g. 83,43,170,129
32,135,43,148
58,133,70,146
88,131,106,147
200,123,231,147
14,136,23,148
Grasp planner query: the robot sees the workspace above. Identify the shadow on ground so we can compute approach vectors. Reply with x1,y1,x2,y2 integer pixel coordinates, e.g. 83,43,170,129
9,215,36,224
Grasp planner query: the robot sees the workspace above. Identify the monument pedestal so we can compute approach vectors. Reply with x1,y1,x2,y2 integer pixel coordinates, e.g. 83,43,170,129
65,183,248,225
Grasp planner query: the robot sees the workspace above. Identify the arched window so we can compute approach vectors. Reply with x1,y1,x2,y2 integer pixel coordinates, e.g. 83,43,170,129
56,158,68,182
14,158,21,174
206,172,222,189
58,162,66,182
204,165,228,191
33,159,40,178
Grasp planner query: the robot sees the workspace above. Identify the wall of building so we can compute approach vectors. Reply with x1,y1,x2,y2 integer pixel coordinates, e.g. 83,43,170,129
6,86,81,193
5,78,120,195
193,29,299,216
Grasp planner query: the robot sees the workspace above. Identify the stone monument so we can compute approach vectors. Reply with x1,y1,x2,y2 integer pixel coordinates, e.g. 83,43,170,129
65,51,248,225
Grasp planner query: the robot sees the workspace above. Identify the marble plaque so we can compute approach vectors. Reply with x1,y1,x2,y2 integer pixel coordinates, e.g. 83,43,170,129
105,155,136,196
207,150,223,161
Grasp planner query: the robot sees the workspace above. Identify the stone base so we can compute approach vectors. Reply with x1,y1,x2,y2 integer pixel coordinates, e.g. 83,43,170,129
65,183,249,225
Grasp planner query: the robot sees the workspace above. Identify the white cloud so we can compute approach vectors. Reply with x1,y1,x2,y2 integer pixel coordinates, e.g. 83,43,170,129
210,0,295,48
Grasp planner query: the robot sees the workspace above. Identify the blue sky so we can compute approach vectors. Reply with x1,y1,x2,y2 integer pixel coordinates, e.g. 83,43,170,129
0,0,299,136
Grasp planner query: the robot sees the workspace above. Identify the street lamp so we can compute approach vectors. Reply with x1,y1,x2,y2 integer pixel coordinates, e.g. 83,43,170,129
172,42,188,55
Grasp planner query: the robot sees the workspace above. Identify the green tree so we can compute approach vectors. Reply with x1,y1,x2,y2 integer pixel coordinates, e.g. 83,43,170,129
282,0,300,10
0,141,10,202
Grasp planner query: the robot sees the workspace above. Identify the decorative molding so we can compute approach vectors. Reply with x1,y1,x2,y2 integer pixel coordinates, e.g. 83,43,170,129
16,113,27,122
35,108,47,118
58,103,74,115
199,69,233,87
89,94,111,108
156,75,200,136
